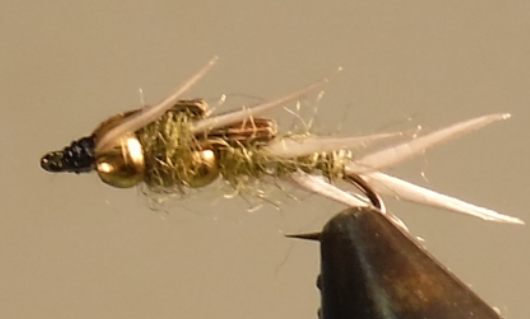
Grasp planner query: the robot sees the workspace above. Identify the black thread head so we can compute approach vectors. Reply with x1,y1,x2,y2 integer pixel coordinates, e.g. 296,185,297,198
40,136,96,174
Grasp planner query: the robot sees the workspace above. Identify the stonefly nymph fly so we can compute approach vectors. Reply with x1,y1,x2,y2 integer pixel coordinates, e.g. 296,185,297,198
40,57,523,225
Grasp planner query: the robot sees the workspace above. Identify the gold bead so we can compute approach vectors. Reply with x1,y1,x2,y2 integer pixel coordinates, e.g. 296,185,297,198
95,134,145,188
186,150,220,188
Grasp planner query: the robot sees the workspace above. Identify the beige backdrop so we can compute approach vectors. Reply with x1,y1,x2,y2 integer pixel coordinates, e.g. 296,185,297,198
1,1,528,319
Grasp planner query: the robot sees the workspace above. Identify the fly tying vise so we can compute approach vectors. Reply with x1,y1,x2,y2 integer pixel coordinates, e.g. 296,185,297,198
40,57,523,225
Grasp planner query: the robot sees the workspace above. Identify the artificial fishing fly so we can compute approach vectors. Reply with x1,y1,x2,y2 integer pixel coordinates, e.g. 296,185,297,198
40,57,523,225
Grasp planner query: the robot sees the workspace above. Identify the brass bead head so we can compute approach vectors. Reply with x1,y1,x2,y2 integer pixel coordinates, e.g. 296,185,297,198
95,134,145,188
185,149,220,188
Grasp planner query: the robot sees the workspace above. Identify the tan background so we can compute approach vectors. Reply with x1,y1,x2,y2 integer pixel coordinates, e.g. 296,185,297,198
1,1,528,318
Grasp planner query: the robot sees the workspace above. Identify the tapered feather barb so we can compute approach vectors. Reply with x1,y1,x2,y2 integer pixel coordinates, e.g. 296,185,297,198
347,113,511,173
191,68,342,134
360,171,524,225
96,56,219,151
289,170,370,208
264,132,401,158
